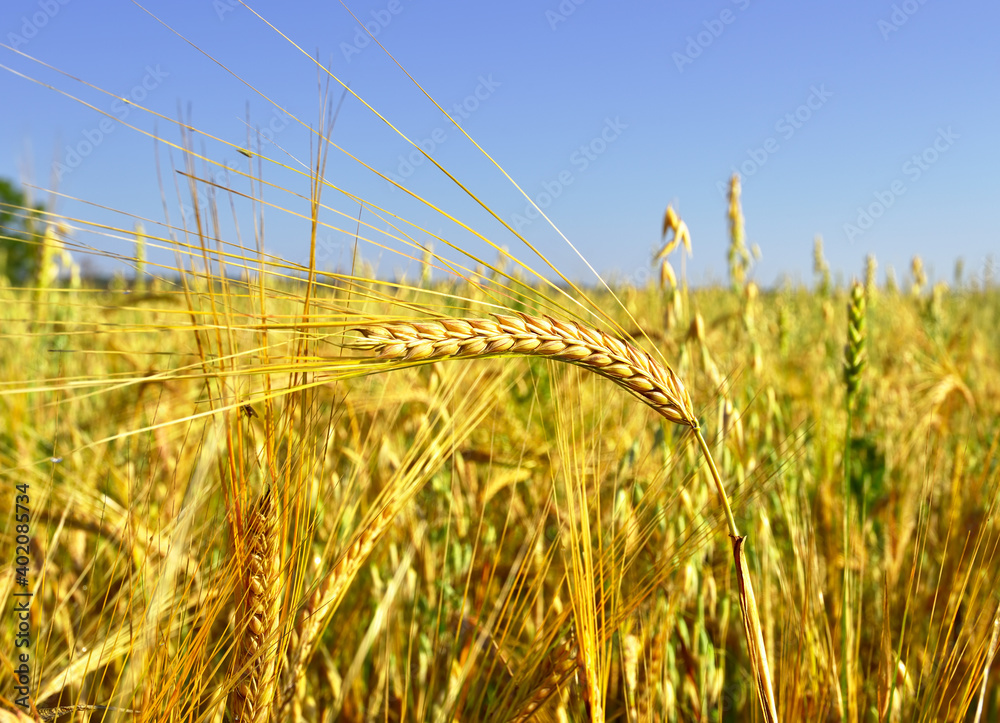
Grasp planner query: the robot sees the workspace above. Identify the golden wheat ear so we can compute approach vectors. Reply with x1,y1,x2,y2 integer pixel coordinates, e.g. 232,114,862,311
352,312,696,426
227,485,282,723
505,628,580,722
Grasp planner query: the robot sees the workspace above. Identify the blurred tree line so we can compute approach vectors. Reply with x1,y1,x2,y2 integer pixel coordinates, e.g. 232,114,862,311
0,177,46,285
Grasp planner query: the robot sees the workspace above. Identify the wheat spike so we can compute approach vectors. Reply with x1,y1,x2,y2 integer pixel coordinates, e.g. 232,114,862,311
864,253,878,302
508,631,581,723
910,255,926,296
727,174,750,291
283,503,393,696
844,280,867,398
228,487,282,723
352,312,696,427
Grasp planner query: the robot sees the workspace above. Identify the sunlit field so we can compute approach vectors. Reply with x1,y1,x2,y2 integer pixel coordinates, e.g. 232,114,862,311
2,4,999,723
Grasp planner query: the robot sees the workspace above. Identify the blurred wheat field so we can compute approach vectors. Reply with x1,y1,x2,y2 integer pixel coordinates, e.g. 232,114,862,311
2,6,1000,723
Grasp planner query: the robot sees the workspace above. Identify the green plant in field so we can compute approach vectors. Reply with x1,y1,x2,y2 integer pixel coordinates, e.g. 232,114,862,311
0,177,46,285
840,280,867,720
844,282,867,399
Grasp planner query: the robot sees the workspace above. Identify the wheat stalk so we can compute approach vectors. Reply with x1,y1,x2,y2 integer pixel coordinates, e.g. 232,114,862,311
841,280,868,719
352,311,779,721
228,486,282,723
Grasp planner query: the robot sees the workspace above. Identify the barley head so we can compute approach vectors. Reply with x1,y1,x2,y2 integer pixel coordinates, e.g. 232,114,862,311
228,487,282,723
352,312,697,427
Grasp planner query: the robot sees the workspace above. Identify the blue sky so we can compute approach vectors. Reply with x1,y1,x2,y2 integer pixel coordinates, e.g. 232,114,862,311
2,0,997,287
